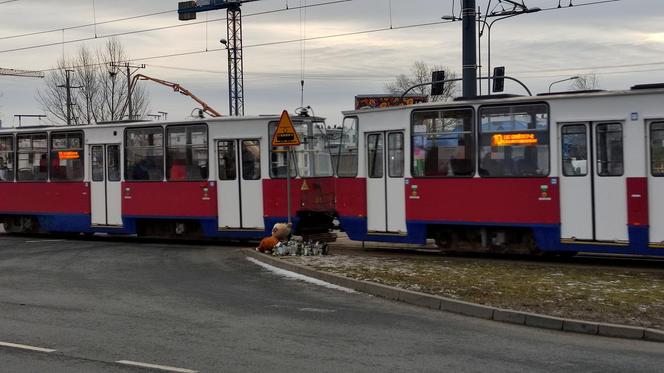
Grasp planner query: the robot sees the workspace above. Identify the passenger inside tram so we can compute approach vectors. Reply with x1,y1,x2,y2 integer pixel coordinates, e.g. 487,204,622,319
131,159,150,180
0,157,9,181
169,159,187,181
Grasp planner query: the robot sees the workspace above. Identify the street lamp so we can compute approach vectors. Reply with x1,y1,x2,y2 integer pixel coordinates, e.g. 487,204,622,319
481,7,541,94
442,6,541,95
549,76,580,93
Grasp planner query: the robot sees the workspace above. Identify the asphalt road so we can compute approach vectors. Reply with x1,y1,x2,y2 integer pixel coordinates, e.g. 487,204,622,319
0,235,663,372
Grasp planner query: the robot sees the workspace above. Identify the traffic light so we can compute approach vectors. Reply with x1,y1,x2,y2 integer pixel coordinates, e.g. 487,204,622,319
493,66,505,93
431,71,446,96
178,1,197,21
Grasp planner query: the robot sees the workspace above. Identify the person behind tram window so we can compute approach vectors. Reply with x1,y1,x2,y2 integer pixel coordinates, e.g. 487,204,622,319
518,146,539,176
170,158,187,181
132,159,150,180
0,157,9,181
38,154,48,179
480,151,498,177
51,153,64,180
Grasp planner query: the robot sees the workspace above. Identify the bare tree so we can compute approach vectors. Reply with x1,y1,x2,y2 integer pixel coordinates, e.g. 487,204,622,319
385,61,459,102
571,73,601,91
38,57,71,124
73,46,99,125
38,38,150,125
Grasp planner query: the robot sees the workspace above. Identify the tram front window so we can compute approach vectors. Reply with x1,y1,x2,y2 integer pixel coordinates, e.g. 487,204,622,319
479,104,550,177
269,119,333,178
331,117,359,178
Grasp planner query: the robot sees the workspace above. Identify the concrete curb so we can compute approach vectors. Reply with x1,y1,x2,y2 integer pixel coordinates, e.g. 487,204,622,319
245,249,664,343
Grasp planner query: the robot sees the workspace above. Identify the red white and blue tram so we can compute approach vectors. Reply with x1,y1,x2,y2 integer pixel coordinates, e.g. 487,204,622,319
2,85,664,257
333,85,664,256
0,114,335,240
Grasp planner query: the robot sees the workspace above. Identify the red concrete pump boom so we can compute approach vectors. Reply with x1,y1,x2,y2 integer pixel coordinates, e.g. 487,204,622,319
131,74,222,117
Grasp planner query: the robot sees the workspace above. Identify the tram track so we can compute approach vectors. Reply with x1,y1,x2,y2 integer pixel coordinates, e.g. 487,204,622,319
2,230,664,271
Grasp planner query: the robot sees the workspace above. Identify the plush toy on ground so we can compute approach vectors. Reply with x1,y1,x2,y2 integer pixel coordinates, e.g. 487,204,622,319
256,223,291,254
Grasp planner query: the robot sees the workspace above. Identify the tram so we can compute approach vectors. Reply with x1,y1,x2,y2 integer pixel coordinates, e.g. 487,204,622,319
0,113,335,239
332,85,664,256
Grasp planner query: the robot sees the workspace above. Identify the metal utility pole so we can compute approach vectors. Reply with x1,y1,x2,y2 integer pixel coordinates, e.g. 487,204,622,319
462,0,477,98
57,69,82,125
109,62,145,120
226,3,244,116
179,1,259,116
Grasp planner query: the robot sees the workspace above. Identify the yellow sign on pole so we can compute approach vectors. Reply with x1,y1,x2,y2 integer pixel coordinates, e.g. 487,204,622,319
271,110,301,147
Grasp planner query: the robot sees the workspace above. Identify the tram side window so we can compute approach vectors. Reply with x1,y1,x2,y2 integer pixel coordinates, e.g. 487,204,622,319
91,146,104,182
333,117,359,177
242,140,261,180
388,133,404,178
0,136,14,182
107,145,121,182
50,132,84,181
652,122,664,177
412,108,474,177
125,127,164,181
479,104,550,177
166,125,208,181
561,125,588,177
218,141,237,180
367,133,384,178
17,133,48,181
596,123,623,177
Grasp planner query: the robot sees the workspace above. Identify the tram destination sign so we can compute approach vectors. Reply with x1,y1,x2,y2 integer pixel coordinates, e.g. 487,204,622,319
271,111,301,147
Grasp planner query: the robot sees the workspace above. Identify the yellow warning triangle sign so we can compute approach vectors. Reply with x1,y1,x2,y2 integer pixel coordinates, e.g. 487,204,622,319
301,179,310,191
271,110,301,147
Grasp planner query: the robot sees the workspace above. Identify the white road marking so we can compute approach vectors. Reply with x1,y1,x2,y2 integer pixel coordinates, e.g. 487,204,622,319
246,257,356,294
0,341,56,353
116,360,198,373
24,239,65,243
298,307,337,313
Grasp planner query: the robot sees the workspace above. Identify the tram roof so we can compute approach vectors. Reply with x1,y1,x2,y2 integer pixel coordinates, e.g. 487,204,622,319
0,114,326,134
342,85,664,116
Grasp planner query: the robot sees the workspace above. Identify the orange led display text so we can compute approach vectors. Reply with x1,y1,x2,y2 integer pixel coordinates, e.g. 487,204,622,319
492,133,538,147
58,151,80,160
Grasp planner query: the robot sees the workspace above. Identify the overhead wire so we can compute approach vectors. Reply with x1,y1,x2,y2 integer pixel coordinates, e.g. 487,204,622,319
92,0,98,38
32,18,456,73
7,0,646,84
0,9,176,41
1,0,617,58
0,0,351,44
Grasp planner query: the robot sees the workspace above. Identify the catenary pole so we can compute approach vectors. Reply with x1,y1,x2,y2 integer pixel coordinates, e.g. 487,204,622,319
462,0,477,98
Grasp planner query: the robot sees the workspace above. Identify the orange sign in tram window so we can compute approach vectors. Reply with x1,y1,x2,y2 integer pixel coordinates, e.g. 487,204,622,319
492,133,538,147
58,151,80,160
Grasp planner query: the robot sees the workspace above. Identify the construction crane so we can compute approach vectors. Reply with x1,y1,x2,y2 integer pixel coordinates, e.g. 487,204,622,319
130,73,222,117
0,67,44,79
178,0,260,117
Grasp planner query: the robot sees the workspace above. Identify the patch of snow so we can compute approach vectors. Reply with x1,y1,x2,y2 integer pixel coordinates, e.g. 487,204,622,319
246,257,356,294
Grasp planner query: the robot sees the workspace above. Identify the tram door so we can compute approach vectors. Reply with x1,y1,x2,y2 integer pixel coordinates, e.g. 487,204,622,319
90,145,123,226
366,131,407,234
216,139,264,230
648,122,664,245
559,123,628,242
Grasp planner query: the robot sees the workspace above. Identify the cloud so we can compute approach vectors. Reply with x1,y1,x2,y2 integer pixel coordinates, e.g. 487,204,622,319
0,0,663,126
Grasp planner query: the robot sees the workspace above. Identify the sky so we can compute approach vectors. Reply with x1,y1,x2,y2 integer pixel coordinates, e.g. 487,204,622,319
0,0,663,127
